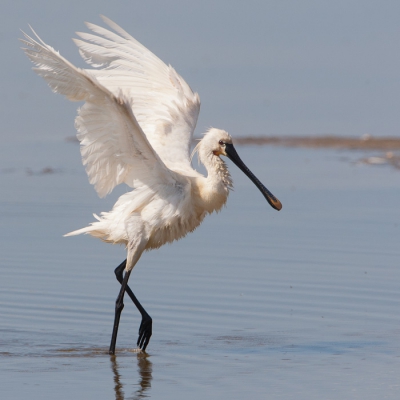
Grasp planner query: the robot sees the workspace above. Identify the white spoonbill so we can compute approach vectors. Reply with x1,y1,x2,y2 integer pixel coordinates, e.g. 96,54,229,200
21,16,282,354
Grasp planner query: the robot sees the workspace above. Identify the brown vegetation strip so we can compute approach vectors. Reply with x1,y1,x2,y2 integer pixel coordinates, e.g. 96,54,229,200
232,136,400,150
67,134,400,151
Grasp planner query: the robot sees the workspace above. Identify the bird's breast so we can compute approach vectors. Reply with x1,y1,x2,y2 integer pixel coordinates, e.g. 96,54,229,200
143,179,228,251
192,177,230,215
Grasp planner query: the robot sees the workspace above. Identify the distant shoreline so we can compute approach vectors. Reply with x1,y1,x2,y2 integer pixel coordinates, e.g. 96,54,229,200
67,135,400,151
232,135,400,150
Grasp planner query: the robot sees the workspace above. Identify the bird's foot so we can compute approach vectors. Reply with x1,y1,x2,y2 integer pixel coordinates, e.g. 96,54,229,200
137,315,152,351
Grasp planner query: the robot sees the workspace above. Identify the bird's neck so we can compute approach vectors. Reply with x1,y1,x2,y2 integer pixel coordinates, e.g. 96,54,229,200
205,155,233,191
194,154,233,214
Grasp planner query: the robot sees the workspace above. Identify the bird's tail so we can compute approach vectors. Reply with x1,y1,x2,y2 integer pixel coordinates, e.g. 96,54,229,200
64,226,94,237
64,214,110,240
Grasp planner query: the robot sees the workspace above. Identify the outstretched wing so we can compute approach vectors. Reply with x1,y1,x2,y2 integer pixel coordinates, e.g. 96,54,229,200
21,29,181,198
73,16,201,174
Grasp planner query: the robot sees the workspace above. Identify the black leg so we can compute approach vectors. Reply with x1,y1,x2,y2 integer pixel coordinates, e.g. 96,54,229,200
113,260,153,352
109,267,132,355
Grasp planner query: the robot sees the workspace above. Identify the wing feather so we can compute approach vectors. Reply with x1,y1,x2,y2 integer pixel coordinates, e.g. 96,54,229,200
73,16,201,174
21,29,179,197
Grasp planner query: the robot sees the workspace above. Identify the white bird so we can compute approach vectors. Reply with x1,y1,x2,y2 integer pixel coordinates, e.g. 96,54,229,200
21,16,282,354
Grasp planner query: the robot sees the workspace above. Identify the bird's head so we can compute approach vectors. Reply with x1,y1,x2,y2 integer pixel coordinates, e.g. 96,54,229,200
194,128,282,211
202,128,233,156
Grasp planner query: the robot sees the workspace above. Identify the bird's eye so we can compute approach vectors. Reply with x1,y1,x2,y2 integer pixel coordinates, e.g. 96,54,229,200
218,140,224,146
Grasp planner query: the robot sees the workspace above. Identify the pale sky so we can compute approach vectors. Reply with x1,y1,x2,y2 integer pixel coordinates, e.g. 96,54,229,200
3,0,400,141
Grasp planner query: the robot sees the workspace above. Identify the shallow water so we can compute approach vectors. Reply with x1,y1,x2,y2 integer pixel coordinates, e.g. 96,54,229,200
1,140,400,399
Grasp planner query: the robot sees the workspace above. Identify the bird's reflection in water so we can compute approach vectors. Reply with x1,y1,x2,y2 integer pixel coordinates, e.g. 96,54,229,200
110,353,152,400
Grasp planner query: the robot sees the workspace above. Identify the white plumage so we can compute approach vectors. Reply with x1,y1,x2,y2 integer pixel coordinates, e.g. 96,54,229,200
21,16,281,353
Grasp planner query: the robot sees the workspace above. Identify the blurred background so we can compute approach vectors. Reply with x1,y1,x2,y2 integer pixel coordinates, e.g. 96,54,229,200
3,0,400,142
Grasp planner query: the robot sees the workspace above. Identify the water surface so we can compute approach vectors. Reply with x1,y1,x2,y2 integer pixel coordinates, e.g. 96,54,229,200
1,140,399,399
